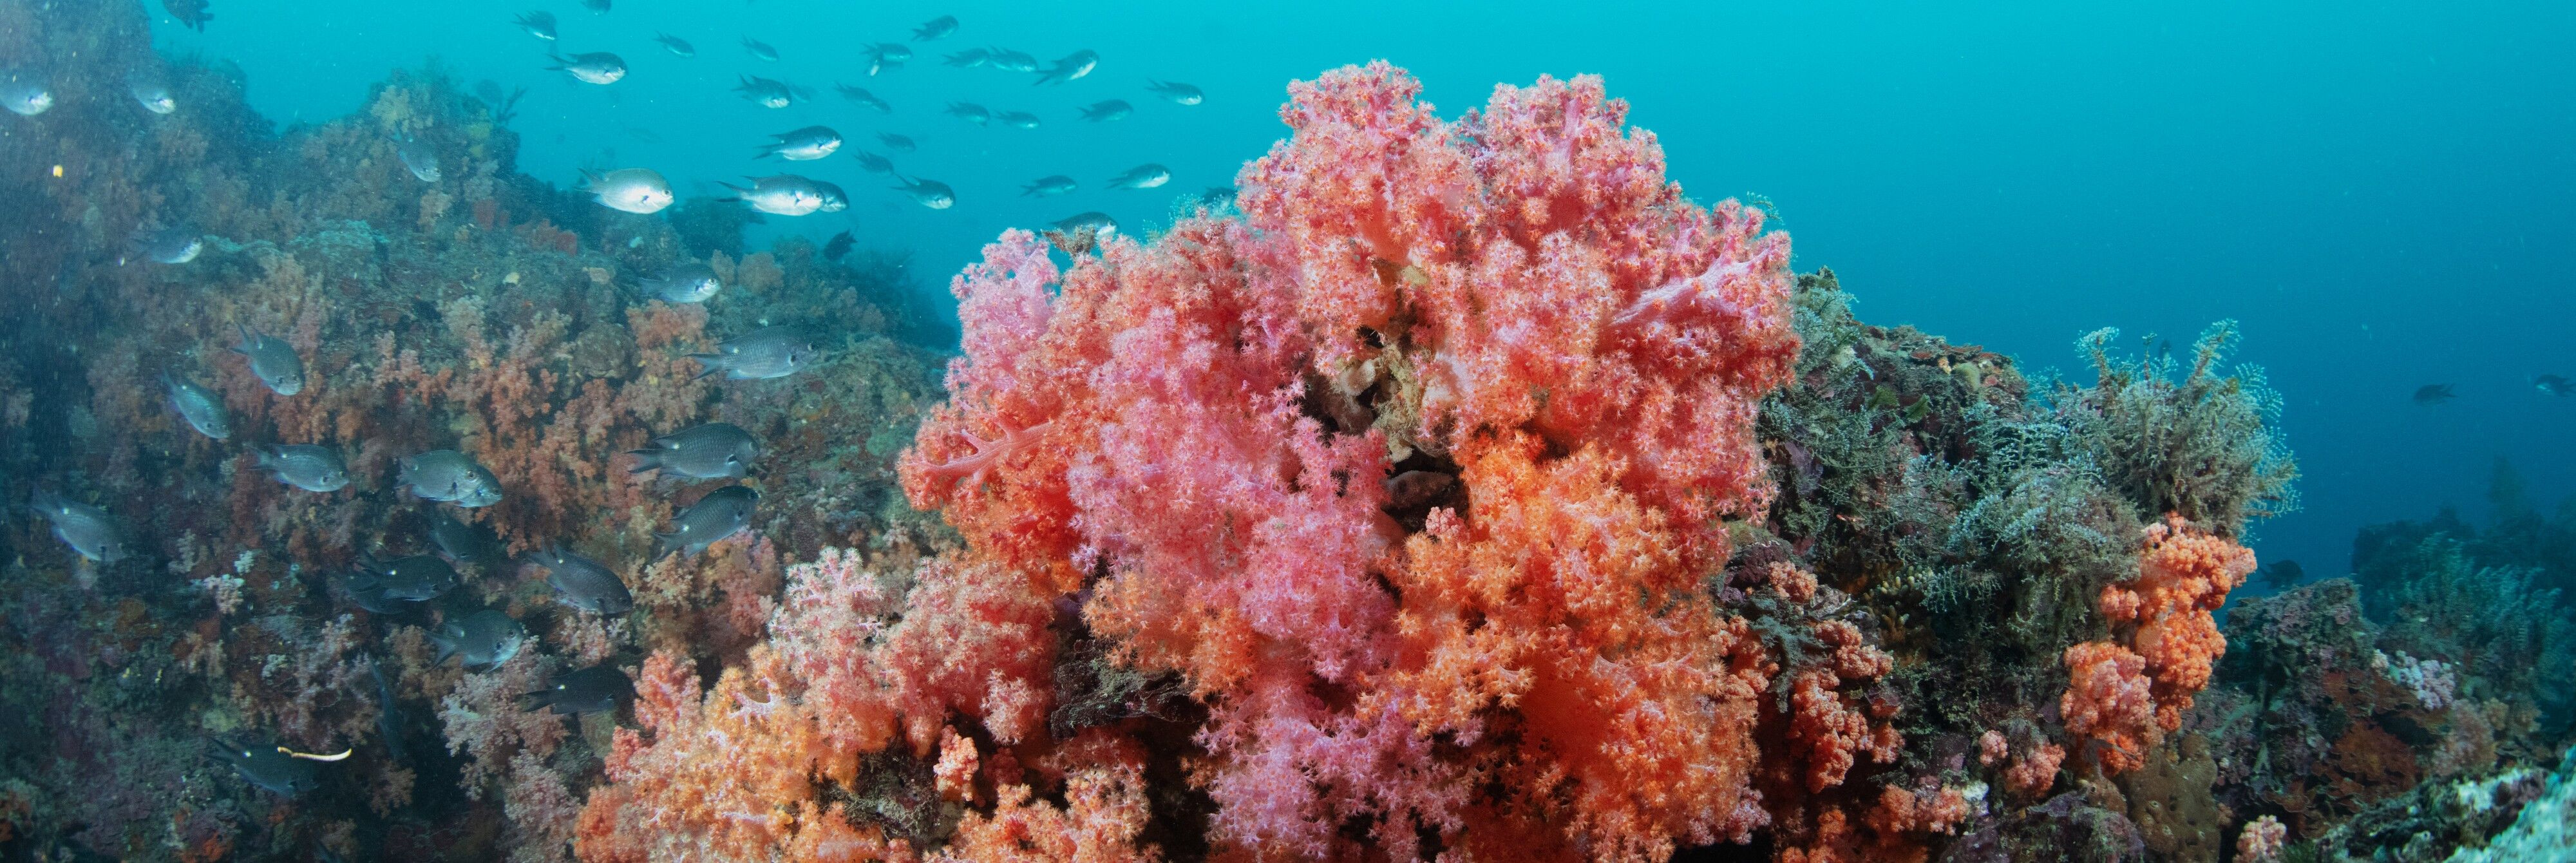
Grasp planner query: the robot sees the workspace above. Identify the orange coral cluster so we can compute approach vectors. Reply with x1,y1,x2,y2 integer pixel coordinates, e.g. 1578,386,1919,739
2062,515,2255,773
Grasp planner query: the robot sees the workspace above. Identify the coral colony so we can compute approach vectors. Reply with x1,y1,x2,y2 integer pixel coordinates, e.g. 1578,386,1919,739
3,5,2573,862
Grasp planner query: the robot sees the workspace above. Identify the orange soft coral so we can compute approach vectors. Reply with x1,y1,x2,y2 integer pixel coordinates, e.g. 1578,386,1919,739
933,730,1159,863
2061,640,2158,774
2063,515,2256,773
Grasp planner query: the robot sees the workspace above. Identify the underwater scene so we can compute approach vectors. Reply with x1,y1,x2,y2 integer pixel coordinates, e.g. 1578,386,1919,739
1,1,2571,860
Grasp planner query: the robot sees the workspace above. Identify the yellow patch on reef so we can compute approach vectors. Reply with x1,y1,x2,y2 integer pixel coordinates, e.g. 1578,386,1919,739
369,86,415,128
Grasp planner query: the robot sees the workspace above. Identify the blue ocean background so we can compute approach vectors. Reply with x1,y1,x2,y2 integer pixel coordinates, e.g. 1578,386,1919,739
149,0,2576,581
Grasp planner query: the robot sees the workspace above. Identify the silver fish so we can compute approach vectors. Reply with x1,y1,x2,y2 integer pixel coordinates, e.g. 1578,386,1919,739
734,75,792,108
757,125,841,161
396,135,440,182
996,110,1041,129
1107,163,1171,189
627,422,759,479
520,663,634,714
513,10,556,40
913,15,959,41
864,44,913,76
208,740,323,796
526,543,632,615
1201,185,1238,207
690,325,819,380
813,180,849,213
652,486,758,558
28,491,122,564
256,444,350,492
350,554,458,603
638,262,720,303
585,167,673,214
835,84,891,113
742,37,779,62
722,174,825,216
985,48,1039,73
943,48,990,68
232,325,305,395
850,149,895,175
876,133,916,153
3,70,53,117
431,610,526,670
1021,175,1077,197
1146,81,1204,106
370,659,409,765
1034,50,1098,85
547,52,626,85
1079,99,1132,122
399,450,502,507
654,33,694,57
428,510,508,572
132,225,203,264
945,102,989,124
1043,211,1119,254
162,372,229,439
128,70,177,114
893,176,954,209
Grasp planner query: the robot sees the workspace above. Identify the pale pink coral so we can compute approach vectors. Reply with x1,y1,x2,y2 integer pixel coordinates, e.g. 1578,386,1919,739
2237,814,2287,862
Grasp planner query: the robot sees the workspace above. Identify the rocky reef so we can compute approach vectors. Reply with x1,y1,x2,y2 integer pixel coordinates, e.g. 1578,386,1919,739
1,3,2570,862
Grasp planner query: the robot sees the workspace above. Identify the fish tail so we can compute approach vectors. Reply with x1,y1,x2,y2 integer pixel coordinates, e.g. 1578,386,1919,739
624,449,663,473
686,354,726,379
651,531,678,559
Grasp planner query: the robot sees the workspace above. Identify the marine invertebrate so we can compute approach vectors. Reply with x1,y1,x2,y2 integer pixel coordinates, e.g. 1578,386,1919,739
2063,515,2253,773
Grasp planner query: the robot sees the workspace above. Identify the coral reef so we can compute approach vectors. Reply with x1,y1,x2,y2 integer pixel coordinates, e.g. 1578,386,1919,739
4,4,2570,860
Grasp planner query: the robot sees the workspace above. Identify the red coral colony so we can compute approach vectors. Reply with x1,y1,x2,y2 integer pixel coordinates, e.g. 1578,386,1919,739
5,4,2575,862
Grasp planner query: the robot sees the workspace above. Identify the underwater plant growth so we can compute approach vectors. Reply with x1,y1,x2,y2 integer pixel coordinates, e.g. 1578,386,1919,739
1,2,2571,861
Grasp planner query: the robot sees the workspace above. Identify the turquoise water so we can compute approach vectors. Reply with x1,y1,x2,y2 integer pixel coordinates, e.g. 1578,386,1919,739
152,1,2576,578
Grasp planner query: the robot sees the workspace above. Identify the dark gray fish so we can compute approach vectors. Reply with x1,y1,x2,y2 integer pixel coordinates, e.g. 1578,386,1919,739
513,10,556,40
721,174,826,216
2413,384,2456,405
350,554,459,603
129,69,177,114
1107,164,1171,189
894,176,954,209
132,225,203,264
639,262,721,303
945,102,989,124
521,663,634,715
690,326,820,380
428,510,509,572
822,231,854,261
757,125,841,161
162,0,211,32
850,149,895,175
28,491,122,564
232,325,305,395
985,48,1039,73
836,84,891,113
1079,99,1132,122
1043,211,1119,255
397,135,440,182
256,444,350,492
742,37,779,61
2534,374,2573,397
876,133,916,153
627,422,759,479
1021,175,1077,197
734,75,792,108
431,610,526,670
913,15,959,41
864,44,913,76
1146,81,1204,106
547,52,627,85
369,658,408,764
996,110,1041,130
527,542,632,615
944,48,990,68
1034,50,1098,85
163,372,230,439
654,33,694,57
653,486,758,559
208,739,323,796
1200,185,1238,207
814,180,849,213
399,449,502,507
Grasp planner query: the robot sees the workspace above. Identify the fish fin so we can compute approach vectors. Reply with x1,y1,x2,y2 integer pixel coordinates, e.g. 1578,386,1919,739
624,449,663,473
686,354,725,379
651,531,678,559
